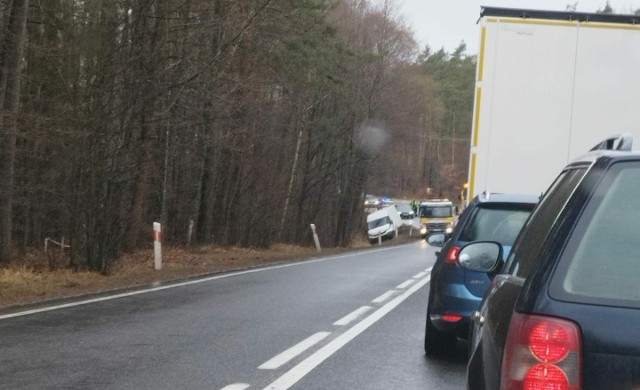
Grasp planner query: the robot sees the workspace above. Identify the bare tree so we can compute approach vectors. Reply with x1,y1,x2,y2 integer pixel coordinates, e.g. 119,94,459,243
0,0,29,262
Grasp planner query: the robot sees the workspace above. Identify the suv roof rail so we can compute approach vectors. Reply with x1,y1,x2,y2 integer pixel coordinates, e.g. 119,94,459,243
481,190,490,201
589,133,633,152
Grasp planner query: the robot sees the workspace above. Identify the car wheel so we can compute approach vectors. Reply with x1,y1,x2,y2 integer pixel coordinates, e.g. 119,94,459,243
424,307,454,356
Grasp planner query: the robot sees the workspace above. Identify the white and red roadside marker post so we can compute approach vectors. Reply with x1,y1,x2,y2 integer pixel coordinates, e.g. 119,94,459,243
153,222,162,270
310,224,322,253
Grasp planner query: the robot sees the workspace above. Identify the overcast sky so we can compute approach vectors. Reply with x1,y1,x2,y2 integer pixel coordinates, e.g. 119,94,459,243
398,0,640,55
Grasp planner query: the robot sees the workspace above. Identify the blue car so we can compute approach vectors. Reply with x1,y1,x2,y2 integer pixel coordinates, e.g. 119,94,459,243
424,192,538,356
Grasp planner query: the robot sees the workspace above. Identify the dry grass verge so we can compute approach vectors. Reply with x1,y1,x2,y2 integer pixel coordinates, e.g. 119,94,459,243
1,234,419,311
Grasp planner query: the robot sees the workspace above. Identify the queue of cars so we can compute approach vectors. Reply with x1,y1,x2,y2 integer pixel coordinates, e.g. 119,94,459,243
425,134,640,389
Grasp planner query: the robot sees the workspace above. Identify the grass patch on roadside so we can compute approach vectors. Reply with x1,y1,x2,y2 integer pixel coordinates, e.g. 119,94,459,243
0,266,106,306
0,234,411,310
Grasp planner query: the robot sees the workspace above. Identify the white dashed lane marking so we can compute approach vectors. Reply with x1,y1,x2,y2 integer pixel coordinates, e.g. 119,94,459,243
396,279,415,289
220,384,250,390
258,332,331,370
262,275,431,390
333,306,372,326
371,290,396,304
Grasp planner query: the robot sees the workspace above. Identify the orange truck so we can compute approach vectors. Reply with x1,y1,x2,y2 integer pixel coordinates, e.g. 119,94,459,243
418,199,455,239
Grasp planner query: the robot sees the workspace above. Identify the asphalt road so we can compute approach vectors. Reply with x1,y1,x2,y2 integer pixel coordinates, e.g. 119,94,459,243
0,240,468,389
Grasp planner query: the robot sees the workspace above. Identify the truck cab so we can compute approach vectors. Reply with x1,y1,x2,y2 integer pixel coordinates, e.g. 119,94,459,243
418,199,455,239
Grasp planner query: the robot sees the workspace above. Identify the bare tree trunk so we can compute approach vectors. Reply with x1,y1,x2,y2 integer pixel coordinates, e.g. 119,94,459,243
161,126,170,229
451,112,456,166
127,112,156,249
0,0,29,262
279,127,303,240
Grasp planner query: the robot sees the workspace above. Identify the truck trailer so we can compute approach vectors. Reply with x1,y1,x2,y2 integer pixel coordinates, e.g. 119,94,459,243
467,7,640,201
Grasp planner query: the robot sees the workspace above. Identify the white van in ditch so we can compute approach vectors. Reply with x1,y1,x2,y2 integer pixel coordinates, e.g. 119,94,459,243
366,206,402,244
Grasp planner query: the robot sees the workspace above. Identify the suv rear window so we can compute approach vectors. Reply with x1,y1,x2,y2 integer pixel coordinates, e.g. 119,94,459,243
459,204,534,246
552,162,640,307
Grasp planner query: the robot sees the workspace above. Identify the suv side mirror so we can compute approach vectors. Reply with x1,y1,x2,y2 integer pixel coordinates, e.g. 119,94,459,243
426,233,446,247
458,242,503,272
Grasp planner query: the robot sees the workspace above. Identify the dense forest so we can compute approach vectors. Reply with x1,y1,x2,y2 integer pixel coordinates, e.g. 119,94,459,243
0,0,476,270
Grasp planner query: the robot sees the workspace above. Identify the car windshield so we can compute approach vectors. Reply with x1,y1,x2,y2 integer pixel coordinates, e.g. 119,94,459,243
396,204,412,213
365,196,379,204
420,205,453,218
459,204,534,246
368,216,391,230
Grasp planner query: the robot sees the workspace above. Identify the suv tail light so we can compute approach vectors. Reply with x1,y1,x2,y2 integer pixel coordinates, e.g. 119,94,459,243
445,246,460,264
501,313,581,390
442,314,463,322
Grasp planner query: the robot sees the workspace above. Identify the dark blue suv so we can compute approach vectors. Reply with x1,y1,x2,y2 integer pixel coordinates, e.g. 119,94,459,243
465,134,640,389
424,192,538,356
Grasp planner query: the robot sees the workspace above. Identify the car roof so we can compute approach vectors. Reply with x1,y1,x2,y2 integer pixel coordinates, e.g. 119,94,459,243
473,192,540,205
571,149,640,165
570,133,640,165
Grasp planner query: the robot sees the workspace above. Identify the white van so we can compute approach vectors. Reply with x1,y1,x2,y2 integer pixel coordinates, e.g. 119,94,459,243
366,206,402,244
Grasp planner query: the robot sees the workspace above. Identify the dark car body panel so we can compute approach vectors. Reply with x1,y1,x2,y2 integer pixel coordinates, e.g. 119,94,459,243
535,301,640,389
468,277,523,390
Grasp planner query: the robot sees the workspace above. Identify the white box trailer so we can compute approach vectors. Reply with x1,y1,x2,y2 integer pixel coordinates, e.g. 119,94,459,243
467,7,640,200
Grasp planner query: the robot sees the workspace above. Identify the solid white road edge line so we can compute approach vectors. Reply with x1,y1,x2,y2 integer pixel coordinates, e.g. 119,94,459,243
0,245,413,320
262,275,431,390
220,384,251,390
332,306,372,326
258,332,331,370
396,279,415,289
371,290,396,304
